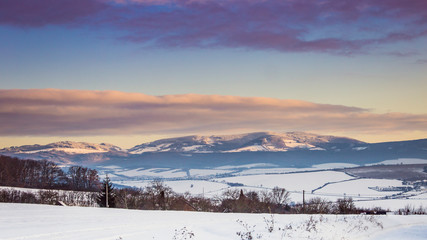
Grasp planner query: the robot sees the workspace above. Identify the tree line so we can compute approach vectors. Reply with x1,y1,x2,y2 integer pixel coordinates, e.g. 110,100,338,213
0,188,98,207
0,155,100,191
100,178,389,215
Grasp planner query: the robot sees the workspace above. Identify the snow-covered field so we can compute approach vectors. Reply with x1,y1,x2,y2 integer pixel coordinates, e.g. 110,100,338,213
99,157,427,212
367,158,427,166
314,178,404,198
117,179,230,196
355,199,427,211
0,203,426,240
99,158,427,183
189,169,233,177
100,158,427,180
112,168,188,179
117,170,355,196
112,168,427,211
217,171,354,190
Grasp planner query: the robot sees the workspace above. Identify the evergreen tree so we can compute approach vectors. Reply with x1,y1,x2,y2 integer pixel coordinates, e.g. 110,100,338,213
97,175,116,208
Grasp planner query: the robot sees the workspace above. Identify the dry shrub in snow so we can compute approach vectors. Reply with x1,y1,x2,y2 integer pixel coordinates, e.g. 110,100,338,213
396,204,427,215
235,214,383,240
236,219,263,240
173,227,195,240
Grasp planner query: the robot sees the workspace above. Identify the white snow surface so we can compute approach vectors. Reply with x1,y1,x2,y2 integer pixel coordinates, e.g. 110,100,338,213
312,163,360,169
18,147,109,154
370,224,427,240
353,146,368,151
410,192,427,199
189,169,233,177
237,167,316,175
181,145,205,152
217,170,354,191
223,140,318,152
160,180,229,195
224,144,272,152
215,163,278,170
99,165,123,170
355,199,427,211
1,203,426,240
368,158,427,166
2,141,123,155
115,180,230,196
315,178,405,198
114,168,187,178
0,186,41,193
128,143,173,154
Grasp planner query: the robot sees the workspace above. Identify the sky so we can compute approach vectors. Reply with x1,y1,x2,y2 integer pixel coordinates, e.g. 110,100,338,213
1,0,427,149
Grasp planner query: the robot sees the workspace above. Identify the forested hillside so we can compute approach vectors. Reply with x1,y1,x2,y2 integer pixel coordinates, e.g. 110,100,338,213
0,155,100,191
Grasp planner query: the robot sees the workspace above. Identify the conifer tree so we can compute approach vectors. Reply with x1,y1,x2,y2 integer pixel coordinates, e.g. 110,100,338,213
97,175,116,208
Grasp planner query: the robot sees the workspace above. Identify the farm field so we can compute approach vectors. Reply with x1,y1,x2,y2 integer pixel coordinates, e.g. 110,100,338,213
113,169,427,211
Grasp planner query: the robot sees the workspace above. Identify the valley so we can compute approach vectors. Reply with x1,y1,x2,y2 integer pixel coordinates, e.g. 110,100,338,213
1,132,426,211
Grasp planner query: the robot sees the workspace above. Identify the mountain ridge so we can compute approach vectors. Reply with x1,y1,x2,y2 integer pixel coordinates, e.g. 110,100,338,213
1,132,365,155
1,141,123,154
128,131,365,154
1,132,426,168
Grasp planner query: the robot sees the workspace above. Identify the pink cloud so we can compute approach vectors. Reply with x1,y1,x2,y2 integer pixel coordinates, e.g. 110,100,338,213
0,89,426,137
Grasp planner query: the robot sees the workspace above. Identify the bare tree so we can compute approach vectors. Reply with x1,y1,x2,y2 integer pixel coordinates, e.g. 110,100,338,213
336,197,356,214
305,197,333,214
271,187,290,206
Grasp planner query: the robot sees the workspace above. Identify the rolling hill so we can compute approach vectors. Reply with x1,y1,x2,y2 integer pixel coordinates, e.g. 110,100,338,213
1,132,426,169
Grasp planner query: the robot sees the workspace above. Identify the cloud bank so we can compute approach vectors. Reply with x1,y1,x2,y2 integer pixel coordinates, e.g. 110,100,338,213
1,0,426,53
1,89,426,137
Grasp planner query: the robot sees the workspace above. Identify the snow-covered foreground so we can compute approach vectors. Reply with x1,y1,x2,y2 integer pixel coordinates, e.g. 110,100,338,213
1,203,426,240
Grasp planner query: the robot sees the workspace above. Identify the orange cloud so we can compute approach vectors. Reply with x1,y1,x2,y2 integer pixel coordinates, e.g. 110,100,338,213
0,89,426,137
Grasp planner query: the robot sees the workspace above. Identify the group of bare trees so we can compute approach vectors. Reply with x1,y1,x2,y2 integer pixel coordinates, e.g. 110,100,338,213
68,166,100,191
218,187,291,213
113,181,214,212
0,188,99,206
0,155,100,191
111,181,293,213
0,156,63,188
112,180,388,215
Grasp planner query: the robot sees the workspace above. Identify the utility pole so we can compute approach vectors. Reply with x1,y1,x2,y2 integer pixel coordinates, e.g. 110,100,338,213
302,190,305,213
106,176,109,208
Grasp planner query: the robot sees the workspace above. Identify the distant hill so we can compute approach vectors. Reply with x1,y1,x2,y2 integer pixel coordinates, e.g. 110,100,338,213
0,141,125,165
1,132,426,169
128,132,365,154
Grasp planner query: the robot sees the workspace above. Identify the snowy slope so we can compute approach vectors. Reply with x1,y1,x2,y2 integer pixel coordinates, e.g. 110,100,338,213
1,203,426,240
0,141,126,165
1,141,123,154
217,170,354,191
128,131,364,154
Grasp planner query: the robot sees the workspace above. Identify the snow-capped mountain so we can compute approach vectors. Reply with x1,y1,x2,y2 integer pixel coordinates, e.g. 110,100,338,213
128,132,365,154
1,141,123,154
1,132,426,169
0,141,125,165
